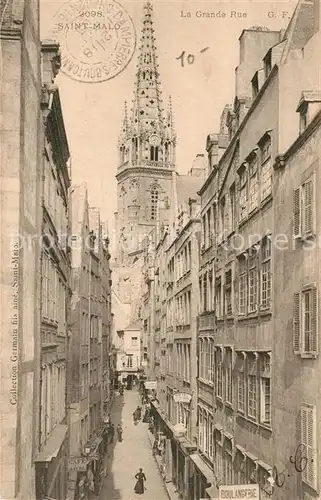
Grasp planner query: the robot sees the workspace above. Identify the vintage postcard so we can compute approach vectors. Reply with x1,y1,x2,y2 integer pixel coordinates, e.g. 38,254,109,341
1,0,320,499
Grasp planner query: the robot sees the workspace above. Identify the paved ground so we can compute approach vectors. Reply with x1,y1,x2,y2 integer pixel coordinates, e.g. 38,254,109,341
99,389,169,500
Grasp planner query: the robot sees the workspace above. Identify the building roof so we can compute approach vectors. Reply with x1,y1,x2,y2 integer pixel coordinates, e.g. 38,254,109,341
176,173,204,206
124,320,141,331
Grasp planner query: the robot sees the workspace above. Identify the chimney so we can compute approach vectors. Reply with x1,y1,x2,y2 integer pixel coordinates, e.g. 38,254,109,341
235,28,282,99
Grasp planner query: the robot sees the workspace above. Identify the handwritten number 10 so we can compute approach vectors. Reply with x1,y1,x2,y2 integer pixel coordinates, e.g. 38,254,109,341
176,51,195,67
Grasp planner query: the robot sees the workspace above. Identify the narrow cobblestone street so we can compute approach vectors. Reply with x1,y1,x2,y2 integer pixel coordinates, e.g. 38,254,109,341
99,389,169,500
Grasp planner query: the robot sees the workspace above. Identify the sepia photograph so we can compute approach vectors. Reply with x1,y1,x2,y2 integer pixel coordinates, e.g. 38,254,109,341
0,0,320,499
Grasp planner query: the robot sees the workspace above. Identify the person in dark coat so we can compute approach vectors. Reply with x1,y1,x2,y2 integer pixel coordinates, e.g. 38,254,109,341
134,468,146,495
117,424,123,442
109,423,115,443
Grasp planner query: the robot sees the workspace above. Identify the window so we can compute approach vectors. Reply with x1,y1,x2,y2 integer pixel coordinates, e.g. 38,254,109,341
247,355,257,420
238,257,247,315
199,339,204,380
260,136,272,200
208,271,213,312
260,353,271,426
300,108,308,134
263,50,272,79
150,145,159,161
220,197,225,240
230,184,236,230
224,269,232,316
293,286,318,357
248,155,258,212
293,175,315,238
224,348,233,404
237,353,245,413
127,355,133,367
131,337,138,346
208,415,214,459
252,73,259,98
246,458,258,483
215,348,223,398
151,186,159,220
223,439,233,485
301,404,317,489
207,208,212,247
215,432,223,483
235,451,246,484
239,166,247,221
248,253,258,313
215,277,222,318
210,339,215,384
203,273,208,312
261,236,272,309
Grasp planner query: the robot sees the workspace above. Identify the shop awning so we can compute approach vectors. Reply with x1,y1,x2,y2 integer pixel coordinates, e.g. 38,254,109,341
34,424,67,462
189,453,216,485
205,484,219,499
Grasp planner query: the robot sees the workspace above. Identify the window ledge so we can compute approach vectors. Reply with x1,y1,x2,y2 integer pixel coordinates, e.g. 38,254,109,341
248,206,260,218
236,413,259,427
225,402,234,410
259,422,272,432
198,378,214,388
260,193,272,210
300,352,318,359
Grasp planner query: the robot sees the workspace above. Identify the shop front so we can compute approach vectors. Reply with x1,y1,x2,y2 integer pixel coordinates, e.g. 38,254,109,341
34,424,68,500
149,400,197,500
189,453,218,500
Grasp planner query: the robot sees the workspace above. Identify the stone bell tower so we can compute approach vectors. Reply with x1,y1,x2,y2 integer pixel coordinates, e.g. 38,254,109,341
114,1,177,266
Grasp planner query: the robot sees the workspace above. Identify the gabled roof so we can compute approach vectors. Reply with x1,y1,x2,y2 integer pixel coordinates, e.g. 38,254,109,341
176,174,203,207
124,320,141,331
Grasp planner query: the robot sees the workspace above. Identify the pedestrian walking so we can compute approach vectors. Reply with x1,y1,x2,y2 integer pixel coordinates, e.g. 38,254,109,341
134,467,147,495
110,423,115,443
117,424,123,442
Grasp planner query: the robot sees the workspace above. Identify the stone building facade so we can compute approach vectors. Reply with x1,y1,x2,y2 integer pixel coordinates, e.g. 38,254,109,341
194,1,321,499
142,165,204,500
1,1,46,498
34,41,71,500
68,184,112,499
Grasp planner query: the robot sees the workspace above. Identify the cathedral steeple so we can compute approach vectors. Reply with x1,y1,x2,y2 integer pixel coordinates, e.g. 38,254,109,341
131,1,164,134
115,0,177,266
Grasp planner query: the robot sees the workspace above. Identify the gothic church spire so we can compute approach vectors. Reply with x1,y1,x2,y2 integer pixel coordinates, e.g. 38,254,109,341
130,0,164,135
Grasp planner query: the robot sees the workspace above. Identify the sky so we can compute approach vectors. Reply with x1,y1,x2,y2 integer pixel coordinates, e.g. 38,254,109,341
41,0,298,242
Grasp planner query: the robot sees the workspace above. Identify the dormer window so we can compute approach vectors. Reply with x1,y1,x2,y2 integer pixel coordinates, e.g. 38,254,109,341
297,92,321,135
263,49,272,79
251,72,259,99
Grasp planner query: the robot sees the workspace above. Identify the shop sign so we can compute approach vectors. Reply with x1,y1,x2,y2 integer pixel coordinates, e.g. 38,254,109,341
173,393,192,404
145,381,157,389
68,457,88,471
219,484,259,499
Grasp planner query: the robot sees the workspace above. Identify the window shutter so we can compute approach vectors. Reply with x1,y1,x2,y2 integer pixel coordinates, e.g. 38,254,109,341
293,187,301,237
293,292,301,354
310,286,318,355
304,178,313,234
301,404,317,489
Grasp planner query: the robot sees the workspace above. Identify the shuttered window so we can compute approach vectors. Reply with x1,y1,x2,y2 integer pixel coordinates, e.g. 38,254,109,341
293,175,315,238
293,286,318,357
301,404,317,490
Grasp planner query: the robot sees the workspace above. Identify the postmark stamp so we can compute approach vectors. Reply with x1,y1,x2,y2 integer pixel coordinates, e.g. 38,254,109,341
52,0,136,83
